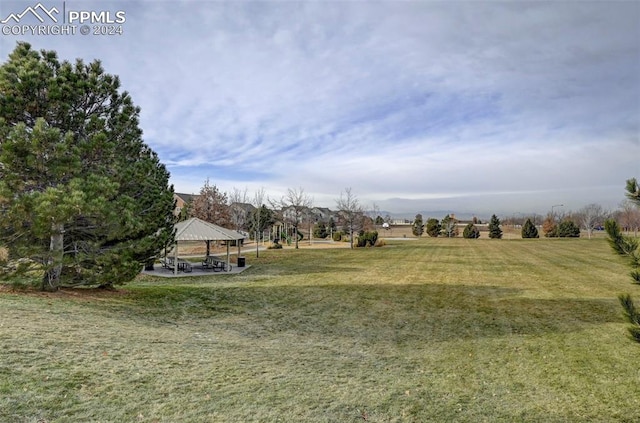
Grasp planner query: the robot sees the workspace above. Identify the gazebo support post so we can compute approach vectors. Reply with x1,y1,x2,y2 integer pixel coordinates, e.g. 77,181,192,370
226,243,231,272
174,242,178,275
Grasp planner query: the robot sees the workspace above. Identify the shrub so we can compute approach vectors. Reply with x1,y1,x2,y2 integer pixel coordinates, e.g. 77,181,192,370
542,217,557,237
463,223,481,239
357,230,378,247
313,222,328,239
267,242,283,249
332,231,344,242
557,220,580,237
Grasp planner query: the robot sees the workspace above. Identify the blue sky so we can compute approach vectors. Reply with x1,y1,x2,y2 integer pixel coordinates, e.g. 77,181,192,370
1,0,639,218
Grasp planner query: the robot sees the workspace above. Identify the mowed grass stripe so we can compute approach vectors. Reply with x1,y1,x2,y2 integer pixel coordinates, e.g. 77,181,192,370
1,238,638,422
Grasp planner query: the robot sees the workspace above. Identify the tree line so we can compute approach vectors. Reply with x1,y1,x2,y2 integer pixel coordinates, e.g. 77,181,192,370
407,205,625,240
180,183,380,251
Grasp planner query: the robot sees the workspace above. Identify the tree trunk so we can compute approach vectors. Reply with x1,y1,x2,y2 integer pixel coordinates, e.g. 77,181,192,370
255,230,259,258
42,223,64,292
350,226,354,249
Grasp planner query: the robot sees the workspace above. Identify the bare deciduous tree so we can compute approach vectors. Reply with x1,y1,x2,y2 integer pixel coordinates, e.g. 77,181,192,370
616,200,640,236
369,202,380,229
577,203,607,239
192,178,230,227
251,188,266,257
336,187,364,249
229,187,249,232
277,187,313,249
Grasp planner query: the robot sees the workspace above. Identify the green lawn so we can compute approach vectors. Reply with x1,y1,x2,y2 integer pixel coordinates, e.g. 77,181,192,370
1,238,639,422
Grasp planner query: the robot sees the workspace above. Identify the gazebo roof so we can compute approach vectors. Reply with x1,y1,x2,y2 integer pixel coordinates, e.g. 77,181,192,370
174,218,245,242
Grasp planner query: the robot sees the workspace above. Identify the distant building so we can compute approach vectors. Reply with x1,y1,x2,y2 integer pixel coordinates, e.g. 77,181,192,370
230,202,256,215
174,193,198,217
310,207,336,222
391,219,411,225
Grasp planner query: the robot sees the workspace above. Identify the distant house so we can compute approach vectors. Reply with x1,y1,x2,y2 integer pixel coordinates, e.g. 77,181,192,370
174,193,198,217
230,202,256,215
310,207,335,222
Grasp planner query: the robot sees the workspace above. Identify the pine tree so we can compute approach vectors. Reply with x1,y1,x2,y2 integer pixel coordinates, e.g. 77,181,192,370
521,218,539,238
426,218,441,237
412,214,424,237
463,223,480,239
441,215,458,237
606,178,640,342
488,214,503,239
248,205,275,239
0,43,175,291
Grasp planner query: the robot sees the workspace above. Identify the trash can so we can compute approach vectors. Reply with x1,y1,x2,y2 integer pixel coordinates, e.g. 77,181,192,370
237,257,245,267
144,259,155,271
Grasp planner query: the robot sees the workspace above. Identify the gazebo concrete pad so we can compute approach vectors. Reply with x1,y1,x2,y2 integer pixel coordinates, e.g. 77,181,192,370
141,265,251,278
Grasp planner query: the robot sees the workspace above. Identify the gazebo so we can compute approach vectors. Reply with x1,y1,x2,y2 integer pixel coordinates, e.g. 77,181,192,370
169,218,246,275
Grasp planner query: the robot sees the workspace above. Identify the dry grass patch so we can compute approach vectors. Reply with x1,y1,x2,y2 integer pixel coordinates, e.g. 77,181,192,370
1,238,638,422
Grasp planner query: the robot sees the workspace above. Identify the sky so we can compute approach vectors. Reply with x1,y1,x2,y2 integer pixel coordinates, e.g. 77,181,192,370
1,0,639,219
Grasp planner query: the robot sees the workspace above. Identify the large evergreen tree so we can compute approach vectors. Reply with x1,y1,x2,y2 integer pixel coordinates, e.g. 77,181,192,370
488,214,502,239
606,178,640,342
0,43,175,291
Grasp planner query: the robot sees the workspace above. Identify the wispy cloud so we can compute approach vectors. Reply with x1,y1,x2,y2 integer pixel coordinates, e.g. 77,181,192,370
1,0,638,216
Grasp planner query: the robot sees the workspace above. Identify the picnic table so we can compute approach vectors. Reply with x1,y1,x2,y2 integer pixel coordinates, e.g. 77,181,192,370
202,256,231,272
161,257,192,273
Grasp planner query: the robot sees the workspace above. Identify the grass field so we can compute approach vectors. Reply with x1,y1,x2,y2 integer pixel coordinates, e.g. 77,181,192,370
1,237,639,422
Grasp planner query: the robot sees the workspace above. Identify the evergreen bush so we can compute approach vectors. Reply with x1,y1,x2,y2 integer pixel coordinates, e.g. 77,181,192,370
426,218,441,237
357,231,378,247
521,219,539,238
557,220,580,237
463,223,481,239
